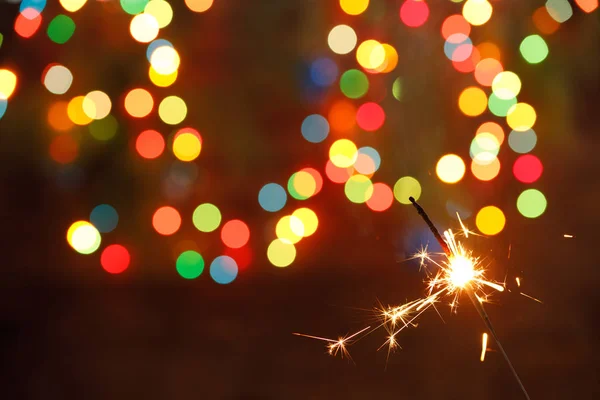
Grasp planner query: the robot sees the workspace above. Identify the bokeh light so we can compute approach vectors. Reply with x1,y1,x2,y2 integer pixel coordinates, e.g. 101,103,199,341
441,14,471,40
185,0,213,12
121,0,149,15
124,88,153,118
90,204,119,233
366,182,393,212
393,176,421,204
67,96,92,125
292,208,318,237
340,69,369,99
149,66,177,87
520,35,549,64
475,206,505,235
325,160,352,184
458,86,487,116
310,57,338,87
301,114,329,143
258,183,287,212
144,0,173,28
130,13,159,43
101,244,130,274
176,250,204,279
463,0,493,26
288,171,316,200
474,58,503,87
276,216,304,244
354,146,381,175
136,130,165,159
192,203,221,232
267,239,296,267
15,8,43,39
328,99,356,133
210,256,238,284
67,221,101,254
221,220,250,249
0,69,17,99
470,132,500,164
546,0,573,23
507,102,537,131
340,0,369,15
356,102,385,131
48,101,73,131
488,93,517,117
59,0,87,12
47,14,76,44
152,206,181,236
83,90,112,120
533,6,560,35
513,154,543,183
492,71,521,100
301,168,323,196
43,64,72,95
508,128,537,154
173,132,201,161
328,24,357,55
159,96,187,125
436,154,466,184
477,121,505,145
49,134,78,163
344,174,374,204
517,189,547,218
471,157,500,181
329,139,358,168
575,0,599,13
149,45,180,75
89,116,119,141
400,0,430,28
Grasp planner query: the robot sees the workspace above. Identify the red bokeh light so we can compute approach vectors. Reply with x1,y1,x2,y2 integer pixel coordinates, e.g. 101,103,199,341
221,219,250,249
101,244,130,274
513,154,543,183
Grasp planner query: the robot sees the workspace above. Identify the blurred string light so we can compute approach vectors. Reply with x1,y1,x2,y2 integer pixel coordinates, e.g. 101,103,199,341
574,0,599,13
67,221,101,254
513,154,543,183
475,206,505,235
192,203,221,232
185,0,214,13
517,189,547,218
399,0,429,28
519,35,549,64
393,176,421,205
67,95,92,125
340,0,369,16
59,0,87,13
144,0,173,28
462,0,493,26
176,250,205,279
83,90,112,120
210,256,239,284
136,129,165,159
329,139,358,168
301,114,329,143
436,154,466,184
101,244,130,274
47,14,76,44
125,88,154,118
221,220,251,249
339,69,369,98
172,129,202,161
15,8,43,38
508,128,537,154
130,13,159,43
42,64,73,94
328,25,357,55
158,95,187,125
458,86,487,117
546,0,573,23
0,69,17,99
258,183,287,212
356,102,385,131
310,57,338,87
90,204,119,233
89,115,118,141
152,206,181,235
121,0,149,15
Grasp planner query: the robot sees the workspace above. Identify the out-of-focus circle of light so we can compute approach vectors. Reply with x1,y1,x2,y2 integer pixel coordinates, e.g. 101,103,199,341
67,96,92,125
488,93,517,117
276,216,304,244
328,99,356,133
49,134,78,163
508,128,537,153
574,0,598,13
356,40,385,71
301,114,329,143
436,154,466,184
471,157,500,181
477,41,501,60
185,0,213,12
301,168,323,195
172,132,201,161
441,14,471,39
176,250,204,279
533,6,561,34
328,24,357,55
43,65,72,95
292,208,318,237
0,69,17,98
267,239,296,267
339,69,369,99
546,0,573,23
470,132,500,161
258,183,287,212
136,130,165,159
344,174,374,204
355,146,381,175
325,160,352,184
192,203,221,232
20,0,47,13
517,189,547,218
356,102,385,131
0,99,7,120
288,171,316,200
221,220,250,249
507,103,536,131
150,46,180,75
101,244,130,274
125,88,153,118
492,71,521,100
366,182,393,212
475,206,505,235
378,44,399,73
158,96,187,125
458,86,487,116
47,14,76,44
149,66,177,87
48,101,73,131
393,176,421,204
67,221,101,254
144,0,172,28
392,77,403,101
513,154,543,183
519,35,549,64
476,121,505,145
90,204,119,233
462,0,493,26
210,256,238,284
120,0,149,14
146,39,173,61
340,0,369,15
152,206,181,235
444,34,473,62
329,139,358,168
14,9,43,39
130,13,159,43
400,0,430,28
474,58,503,87
60,0,87,12
310,58,338,87
82,90,111,120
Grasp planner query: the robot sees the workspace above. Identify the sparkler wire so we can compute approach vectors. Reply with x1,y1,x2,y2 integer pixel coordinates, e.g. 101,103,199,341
409,197,531,400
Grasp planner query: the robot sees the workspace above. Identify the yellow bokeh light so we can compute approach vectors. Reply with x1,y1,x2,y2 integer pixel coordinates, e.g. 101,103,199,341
158,95,187,125
150,46,180,75
67,220,101,255
124,88,154,118
492,71,521,100
475,206,506,235
458,86,487,117
144,0,173,28
0,69,17,99
356,40,385,71
130,13,159,43
340,0,369,15
67,96,93,125
59,0,87,12
185,0,213,12
276,216,304,244
506,103,537,131
292,208,318,237
436,154,466,184
267,239,296,268
293,171,317,198
463,0,493,26
378,44,399,73
82,90,111,120
344,174,374,204
471,157,500,181
393,176,421,204
328,24,357,55
172,133,201,162
329,139,358,168
149,66,177,87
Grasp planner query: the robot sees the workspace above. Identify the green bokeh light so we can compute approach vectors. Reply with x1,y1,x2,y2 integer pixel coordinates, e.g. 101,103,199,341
392,77,403,101
176,250,205,279
488,93,517,117
89,115,118,141
344,175,373,204
340,69,369,99
47,15,76,44
517,189,547,218
192,203,222,232
520,35,549,64
120,0,150,15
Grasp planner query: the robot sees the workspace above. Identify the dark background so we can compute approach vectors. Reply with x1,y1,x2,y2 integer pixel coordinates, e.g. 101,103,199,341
1,0,599,398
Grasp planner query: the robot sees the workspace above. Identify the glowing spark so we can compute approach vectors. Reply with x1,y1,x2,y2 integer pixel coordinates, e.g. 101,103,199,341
516,277,521,287
563,234,574,238
457,212,469,238
519,292,543,304
293,326,371,360
480,333,488,362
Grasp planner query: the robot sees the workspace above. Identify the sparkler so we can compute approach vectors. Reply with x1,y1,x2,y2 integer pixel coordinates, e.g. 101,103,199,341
409,197,531,400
